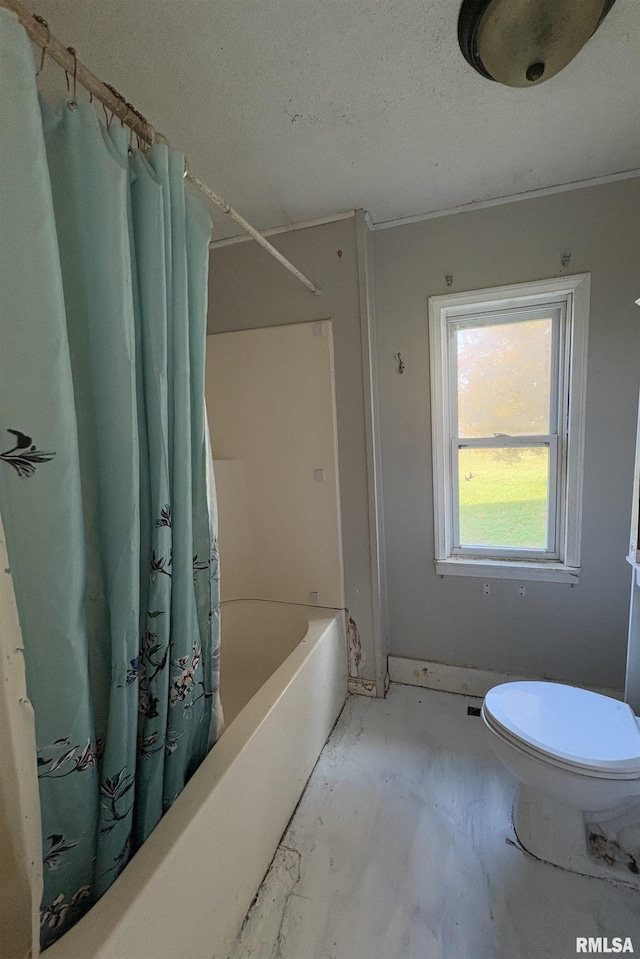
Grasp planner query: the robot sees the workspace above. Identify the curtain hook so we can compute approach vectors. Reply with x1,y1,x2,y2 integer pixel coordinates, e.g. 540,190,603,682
64,50,71,92
66,47,78,103
33,16,49,76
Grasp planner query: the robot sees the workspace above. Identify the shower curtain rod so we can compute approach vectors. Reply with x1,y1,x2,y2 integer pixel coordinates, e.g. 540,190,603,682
1,0,322,296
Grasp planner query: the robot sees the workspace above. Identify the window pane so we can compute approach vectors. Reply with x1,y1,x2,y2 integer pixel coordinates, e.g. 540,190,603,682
457,319,552,438
458,447,549,549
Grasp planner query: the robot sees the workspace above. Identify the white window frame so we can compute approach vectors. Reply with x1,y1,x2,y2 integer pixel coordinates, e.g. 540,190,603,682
429,274,590,583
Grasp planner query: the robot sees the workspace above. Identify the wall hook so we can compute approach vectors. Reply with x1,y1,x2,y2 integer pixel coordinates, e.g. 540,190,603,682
396,352,405,374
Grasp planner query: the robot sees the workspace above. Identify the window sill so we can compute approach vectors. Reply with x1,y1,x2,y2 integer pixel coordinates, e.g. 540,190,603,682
435,558,580,584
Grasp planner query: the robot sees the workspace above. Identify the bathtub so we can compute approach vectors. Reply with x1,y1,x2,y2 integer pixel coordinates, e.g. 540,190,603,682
44,600,347,959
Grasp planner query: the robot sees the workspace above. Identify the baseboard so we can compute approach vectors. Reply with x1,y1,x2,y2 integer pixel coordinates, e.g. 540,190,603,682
387,655,623,701
348,677,377,697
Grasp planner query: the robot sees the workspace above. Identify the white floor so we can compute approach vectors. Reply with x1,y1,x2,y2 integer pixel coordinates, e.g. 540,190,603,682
230,684,640,959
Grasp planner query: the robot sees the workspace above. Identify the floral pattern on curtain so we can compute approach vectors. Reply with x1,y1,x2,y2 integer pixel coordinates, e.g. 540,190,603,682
0,10,220,949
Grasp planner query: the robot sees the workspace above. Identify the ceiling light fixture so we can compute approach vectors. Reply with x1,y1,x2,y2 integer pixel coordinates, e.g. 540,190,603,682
458,0,618,87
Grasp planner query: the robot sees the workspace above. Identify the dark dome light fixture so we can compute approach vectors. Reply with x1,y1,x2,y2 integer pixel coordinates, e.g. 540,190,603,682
458,0,618,87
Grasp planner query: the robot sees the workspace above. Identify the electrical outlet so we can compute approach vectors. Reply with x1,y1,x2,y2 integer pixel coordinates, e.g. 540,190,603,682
483,583,490,596
519,585,526,597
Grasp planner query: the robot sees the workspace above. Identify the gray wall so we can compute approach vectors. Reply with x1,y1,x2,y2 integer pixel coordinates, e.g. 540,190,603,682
208,216,380,689
374,179,640,691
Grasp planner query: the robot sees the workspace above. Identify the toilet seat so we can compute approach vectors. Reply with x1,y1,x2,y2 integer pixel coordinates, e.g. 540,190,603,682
483,708,640,780
483,682,640,779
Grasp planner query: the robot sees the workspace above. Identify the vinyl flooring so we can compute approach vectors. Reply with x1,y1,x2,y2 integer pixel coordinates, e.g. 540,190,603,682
230,684,640,959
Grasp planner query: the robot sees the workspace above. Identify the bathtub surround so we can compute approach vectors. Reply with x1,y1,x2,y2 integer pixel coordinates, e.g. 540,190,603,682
0,11,219,951
43,601,347,959
374,178,640,691
208,211,389,697
206,322,344,611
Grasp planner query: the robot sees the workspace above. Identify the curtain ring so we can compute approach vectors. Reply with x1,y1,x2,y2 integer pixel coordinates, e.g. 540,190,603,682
33,16,49,76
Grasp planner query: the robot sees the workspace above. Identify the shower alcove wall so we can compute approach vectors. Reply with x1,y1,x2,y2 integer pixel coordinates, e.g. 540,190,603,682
206,319,345,647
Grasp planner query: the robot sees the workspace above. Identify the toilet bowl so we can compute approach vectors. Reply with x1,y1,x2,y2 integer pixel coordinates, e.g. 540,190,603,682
482,681,640,884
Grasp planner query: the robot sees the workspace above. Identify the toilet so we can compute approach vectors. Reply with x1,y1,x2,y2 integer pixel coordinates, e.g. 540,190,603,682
482,681,640,885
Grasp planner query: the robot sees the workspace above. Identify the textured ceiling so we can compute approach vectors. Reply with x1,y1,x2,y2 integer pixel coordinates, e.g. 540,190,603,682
22,0,640,240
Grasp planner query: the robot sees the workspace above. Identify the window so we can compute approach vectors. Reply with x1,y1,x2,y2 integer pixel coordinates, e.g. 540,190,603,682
429,274,590,583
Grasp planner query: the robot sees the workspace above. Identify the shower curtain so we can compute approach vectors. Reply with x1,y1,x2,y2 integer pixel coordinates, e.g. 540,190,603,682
0,10,220,950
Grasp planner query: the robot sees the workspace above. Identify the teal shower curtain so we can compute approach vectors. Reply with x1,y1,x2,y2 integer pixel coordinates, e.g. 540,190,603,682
0,10,220,949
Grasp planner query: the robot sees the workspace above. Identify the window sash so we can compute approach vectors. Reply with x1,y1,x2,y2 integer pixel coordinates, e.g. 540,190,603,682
449,305,563,440
447,305,565,560
450,435,560,559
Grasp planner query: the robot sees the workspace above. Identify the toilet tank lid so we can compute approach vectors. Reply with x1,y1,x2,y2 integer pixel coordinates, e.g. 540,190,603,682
483,682,640,774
